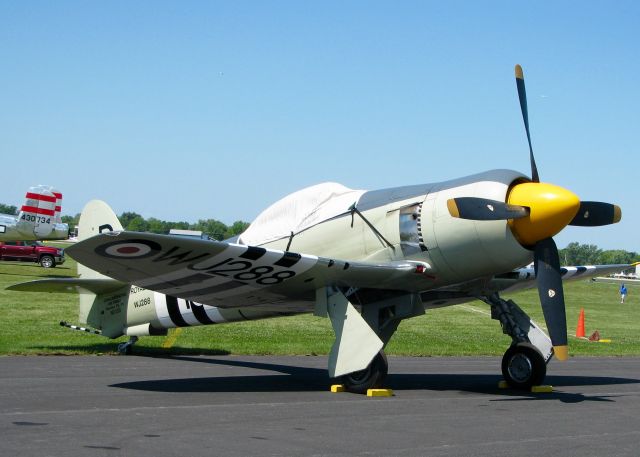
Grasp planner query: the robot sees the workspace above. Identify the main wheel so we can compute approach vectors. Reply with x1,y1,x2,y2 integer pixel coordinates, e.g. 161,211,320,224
340,352,388,394
501,343,546,389
40,255,55,268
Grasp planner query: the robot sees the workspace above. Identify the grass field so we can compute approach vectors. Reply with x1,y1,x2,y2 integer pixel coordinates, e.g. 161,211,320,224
1,246,639,357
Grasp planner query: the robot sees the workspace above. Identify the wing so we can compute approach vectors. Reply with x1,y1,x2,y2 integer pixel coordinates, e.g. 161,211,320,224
65,231,435,307
493,263,632,294
418,263,632,308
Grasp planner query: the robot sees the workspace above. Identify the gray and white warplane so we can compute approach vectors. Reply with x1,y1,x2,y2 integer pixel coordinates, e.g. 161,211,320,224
0,185,68,241
10,66,625,392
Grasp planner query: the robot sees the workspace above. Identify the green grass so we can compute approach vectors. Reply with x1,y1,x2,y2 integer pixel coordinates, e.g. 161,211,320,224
1,249,639,357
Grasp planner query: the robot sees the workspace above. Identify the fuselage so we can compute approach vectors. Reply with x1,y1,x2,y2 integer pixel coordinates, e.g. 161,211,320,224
96,169,541,338
0,213,68,241
242,169,533,286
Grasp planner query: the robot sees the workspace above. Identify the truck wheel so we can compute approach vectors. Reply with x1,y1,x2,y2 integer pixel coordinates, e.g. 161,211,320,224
40,255,56,268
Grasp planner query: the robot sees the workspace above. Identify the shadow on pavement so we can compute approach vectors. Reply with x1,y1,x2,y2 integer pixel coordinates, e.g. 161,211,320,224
111,355,640,403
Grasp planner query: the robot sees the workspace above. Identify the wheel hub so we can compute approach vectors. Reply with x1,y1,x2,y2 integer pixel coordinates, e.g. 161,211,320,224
508,353,533,383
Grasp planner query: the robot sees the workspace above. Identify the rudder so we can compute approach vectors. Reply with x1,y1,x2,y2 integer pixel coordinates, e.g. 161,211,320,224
16,185,57,238
76,200,129,335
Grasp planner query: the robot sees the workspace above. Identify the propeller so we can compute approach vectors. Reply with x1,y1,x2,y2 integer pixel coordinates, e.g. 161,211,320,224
570,201,622,226
534,237,568,360
515,64,540,183
445,64,623,361
446,197,529,221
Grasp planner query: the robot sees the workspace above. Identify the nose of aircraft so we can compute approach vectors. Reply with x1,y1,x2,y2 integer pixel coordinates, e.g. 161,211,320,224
507,182,581,246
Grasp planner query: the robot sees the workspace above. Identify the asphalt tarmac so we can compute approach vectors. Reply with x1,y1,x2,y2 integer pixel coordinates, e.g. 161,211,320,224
1,355,639,457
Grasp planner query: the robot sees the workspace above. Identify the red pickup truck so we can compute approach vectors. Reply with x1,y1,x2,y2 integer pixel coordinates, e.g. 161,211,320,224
0,241,65,268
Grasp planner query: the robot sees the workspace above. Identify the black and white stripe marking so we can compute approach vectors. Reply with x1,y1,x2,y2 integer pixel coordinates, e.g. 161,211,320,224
154,293,227,328
560,266,594,278
60,321,101,335
136,243,317,303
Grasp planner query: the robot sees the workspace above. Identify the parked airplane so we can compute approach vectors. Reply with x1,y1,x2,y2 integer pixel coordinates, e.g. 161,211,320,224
9,66,625,392
0,185,68,241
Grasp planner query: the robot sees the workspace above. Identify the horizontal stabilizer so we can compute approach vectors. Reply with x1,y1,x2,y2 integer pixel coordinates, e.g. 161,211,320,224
7,278,128,295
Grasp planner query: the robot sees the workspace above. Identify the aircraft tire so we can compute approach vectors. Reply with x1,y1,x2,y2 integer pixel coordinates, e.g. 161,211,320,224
501,343,546,389
340,351,388,394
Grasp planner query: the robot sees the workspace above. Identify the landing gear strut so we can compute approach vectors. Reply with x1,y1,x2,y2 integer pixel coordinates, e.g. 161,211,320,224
482,293,553,389
340,352,388,394
117,336,138,355
318,286,423,394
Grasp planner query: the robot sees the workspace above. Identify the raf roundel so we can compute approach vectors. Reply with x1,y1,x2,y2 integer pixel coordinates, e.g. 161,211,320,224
95,239,162,259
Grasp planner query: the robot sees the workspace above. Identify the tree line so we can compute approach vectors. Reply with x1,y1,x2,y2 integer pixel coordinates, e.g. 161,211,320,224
2,202,248,241
558,242,639,266
61,212,250,241
0,204,17,215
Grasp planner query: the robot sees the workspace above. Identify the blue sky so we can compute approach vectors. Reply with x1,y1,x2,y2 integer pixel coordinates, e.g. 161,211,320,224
1,1,638,251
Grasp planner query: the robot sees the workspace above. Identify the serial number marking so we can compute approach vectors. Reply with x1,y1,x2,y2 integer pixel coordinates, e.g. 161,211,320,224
188,257,296,285
21,214,51,224
133,297,151,308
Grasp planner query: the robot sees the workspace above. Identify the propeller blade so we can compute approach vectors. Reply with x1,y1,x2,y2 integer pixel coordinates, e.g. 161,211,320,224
569,201,622,226
534,237,568,361
447,197,529,221
515,64,540,183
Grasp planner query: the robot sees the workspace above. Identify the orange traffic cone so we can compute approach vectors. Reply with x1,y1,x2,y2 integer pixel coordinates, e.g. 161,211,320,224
576,308,586,338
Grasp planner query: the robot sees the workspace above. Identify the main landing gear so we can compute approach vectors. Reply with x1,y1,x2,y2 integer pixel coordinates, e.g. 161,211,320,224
501,343,546,389
340,352,388,394
482,293,553,389
318,286,424,394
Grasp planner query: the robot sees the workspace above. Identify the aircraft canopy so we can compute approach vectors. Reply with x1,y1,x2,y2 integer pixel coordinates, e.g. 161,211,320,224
238,182,366,246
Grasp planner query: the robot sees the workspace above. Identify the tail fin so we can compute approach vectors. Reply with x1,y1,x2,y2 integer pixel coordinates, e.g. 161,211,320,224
77,200,123,280
76,200,129,333
10,185,69,240
16,185,57,238
78,200,124,241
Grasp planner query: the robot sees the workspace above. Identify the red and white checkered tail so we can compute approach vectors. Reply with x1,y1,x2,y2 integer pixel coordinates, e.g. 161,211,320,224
17,185,57,238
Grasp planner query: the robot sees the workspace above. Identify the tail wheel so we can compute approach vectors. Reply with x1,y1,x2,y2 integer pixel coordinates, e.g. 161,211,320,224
40,255,55,268
340,351,388,394
501,342,546,389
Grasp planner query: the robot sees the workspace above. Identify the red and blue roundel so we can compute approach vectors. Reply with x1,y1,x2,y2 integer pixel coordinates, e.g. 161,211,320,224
95,239,161,259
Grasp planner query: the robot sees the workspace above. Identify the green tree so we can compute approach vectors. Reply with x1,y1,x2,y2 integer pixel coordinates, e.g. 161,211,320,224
0,204,18,215
61,213,80,226
224,220,250,239
599,249,640,265
119,212,143,229
559,242,602,265
193,219,228,240
147,217,166,234
559,243,640,265
127,216,149,232
171,221,191,231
